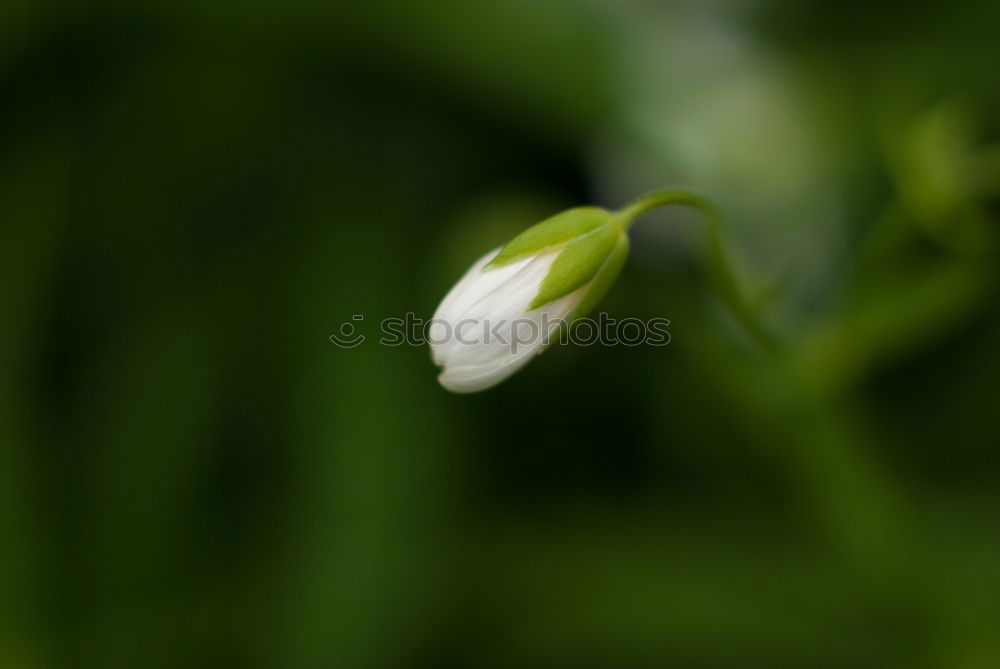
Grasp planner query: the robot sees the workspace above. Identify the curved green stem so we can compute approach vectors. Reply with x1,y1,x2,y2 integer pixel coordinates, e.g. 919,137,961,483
616,188,779,353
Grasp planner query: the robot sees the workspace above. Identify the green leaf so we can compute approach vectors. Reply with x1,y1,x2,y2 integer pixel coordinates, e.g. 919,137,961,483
570,233,629,319
528,224,620,310
489,206,611,267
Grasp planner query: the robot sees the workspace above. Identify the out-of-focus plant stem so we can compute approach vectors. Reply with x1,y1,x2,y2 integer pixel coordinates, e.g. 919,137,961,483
616,188,781,354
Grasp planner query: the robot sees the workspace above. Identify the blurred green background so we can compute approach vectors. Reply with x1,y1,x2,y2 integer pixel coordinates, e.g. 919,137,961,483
3,0,1000,667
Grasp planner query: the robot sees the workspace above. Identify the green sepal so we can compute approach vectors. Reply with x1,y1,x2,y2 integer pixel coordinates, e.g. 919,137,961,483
568,233,629,320
528,224,619,310
488,206,611,268
537,233,629,351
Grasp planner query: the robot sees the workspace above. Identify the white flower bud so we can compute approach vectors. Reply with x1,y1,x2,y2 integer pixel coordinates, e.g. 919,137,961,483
430,247,590,393
430,207,629,393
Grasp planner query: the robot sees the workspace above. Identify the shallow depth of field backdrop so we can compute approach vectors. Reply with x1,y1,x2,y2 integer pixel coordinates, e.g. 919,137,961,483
3,0,1000,667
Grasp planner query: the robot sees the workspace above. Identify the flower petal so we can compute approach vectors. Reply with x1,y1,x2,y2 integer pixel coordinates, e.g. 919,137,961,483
436,284,587,392
431,250,557,366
